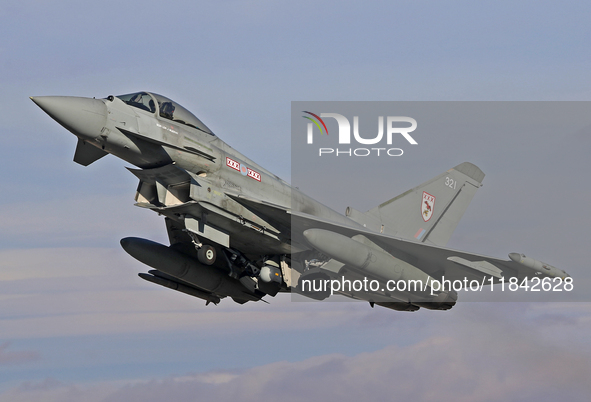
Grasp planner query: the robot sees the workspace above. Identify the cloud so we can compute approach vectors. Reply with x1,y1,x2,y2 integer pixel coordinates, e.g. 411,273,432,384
0,343,39,366
1,379,118,402
2,303,591,402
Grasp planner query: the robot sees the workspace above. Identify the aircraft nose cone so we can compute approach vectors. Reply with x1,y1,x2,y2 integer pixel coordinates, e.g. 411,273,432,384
31,96,107,140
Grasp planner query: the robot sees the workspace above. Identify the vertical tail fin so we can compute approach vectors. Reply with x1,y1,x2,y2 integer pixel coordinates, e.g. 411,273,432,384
348,162,485,247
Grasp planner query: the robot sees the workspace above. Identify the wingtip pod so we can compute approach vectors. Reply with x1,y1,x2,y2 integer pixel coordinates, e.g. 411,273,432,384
508,252,570,279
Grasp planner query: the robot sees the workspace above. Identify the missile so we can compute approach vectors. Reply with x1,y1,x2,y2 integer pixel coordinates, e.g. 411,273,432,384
121,237,259,301
508,253,569,279
303,228,442,295
139,272,221,305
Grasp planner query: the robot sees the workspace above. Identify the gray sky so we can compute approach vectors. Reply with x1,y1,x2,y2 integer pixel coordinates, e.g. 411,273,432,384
1,0,591,400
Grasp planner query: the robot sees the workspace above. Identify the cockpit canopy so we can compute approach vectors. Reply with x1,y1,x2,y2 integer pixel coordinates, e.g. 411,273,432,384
115,92,213,135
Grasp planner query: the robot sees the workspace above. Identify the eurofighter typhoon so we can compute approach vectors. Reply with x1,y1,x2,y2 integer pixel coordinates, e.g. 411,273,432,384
31,92,570,312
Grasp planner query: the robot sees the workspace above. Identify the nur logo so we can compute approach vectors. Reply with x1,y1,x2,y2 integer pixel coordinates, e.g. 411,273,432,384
303,111,329,143
303,111,418,157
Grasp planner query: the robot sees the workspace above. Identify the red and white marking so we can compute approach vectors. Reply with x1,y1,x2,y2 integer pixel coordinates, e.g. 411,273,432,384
226,156,262,182
421,191,435,222
247,168,261,182
226,157,241,171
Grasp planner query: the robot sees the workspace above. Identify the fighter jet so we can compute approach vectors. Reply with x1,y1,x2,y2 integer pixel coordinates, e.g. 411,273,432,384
31,92,570,311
